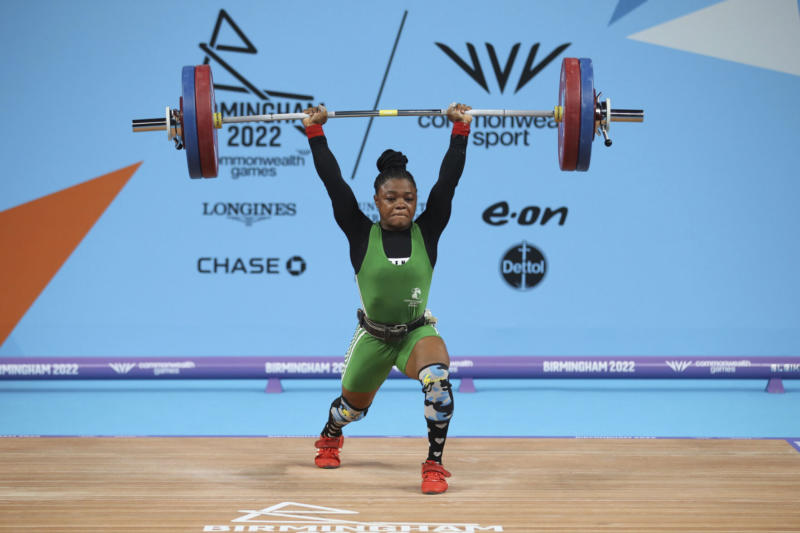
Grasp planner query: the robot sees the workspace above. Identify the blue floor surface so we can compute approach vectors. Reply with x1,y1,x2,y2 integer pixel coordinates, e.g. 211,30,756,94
1,378,798,438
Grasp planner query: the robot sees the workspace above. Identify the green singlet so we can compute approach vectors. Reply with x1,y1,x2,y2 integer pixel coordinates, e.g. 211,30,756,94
342,223,439,392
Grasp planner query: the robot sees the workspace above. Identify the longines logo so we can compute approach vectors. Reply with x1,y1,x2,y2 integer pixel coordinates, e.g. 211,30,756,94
202,201,297,226
199,10,313,179
435,41,571,94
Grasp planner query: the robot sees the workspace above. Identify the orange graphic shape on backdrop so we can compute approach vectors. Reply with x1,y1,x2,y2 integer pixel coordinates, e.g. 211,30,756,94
0,162,141,346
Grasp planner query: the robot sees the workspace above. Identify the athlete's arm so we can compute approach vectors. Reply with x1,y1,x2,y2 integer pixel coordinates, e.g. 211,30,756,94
416,104,472,267
304,105,371,271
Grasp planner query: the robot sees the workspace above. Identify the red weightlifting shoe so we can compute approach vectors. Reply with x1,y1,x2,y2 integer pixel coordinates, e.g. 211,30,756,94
421,460,451,494
314,436,343,469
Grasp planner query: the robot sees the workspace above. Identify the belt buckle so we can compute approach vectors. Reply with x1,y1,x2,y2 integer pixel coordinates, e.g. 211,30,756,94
387,324,407,339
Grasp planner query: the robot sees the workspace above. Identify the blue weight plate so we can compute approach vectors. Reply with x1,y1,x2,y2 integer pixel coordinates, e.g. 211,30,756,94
576,58,594,171
181,66,203,179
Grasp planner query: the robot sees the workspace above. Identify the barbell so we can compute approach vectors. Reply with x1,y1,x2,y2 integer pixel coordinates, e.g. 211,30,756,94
131,57,643,178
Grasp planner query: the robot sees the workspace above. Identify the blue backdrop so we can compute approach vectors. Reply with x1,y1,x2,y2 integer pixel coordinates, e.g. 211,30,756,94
2,0,799,359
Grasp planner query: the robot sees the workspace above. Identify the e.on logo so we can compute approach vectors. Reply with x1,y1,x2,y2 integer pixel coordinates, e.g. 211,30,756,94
482,201,567,227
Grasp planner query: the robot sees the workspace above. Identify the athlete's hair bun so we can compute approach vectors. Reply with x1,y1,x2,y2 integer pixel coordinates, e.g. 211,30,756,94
376,149,408,173
373,148,415,193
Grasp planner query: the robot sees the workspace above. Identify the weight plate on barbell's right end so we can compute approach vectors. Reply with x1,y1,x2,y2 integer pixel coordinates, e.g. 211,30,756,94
181,66,203,179
576,58,594,172
194,64,219,178
558,58,581,171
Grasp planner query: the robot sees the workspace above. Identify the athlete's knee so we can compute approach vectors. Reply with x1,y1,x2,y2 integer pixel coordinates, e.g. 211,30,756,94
418,363,454,422
330,395,369,425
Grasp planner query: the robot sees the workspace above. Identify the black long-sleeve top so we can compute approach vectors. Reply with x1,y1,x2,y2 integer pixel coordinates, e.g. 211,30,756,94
309,132,468,273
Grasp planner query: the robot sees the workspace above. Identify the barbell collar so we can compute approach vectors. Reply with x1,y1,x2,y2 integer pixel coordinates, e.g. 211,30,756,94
132,118,167,132
609,109,644,123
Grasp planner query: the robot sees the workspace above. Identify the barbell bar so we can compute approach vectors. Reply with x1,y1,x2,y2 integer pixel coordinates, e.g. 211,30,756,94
131,58,644,178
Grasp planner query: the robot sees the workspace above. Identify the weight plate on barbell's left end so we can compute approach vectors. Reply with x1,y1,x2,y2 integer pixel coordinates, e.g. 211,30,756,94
576,58,594,172
181,66,203,179
558,58,581,171
194,64,219,178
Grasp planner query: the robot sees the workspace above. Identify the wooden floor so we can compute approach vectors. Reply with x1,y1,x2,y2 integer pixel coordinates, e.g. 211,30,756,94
1,437,799,532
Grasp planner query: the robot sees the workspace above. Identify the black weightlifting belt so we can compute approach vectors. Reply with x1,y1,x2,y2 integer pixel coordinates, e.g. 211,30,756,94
357,308,427,341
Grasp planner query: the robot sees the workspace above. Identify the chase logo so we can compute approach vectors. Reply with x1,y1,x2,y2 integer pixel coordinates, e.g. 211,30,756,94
197,256,307,275
285,256,307,276
435,41,570,93
500,242,546,290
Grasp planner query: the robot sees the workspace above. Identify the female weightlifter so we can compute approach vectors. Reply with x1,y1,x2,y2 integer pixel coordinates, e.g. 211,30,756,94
303,103,471,494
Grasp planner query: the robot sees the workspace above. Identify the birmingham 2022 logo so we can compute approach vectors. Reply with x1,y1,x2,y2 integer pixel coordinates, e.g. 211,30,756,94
198,10,313,180
421,41,571,150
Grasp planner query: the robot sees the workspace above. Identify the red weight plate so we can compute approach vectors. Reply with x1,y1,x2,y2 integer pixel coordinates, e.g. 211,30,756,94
194,65,219,178
557,58,581,171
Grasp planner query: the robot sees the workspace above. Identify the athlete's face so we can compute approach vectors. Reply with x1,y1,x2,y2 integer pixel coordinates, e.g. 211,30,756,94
375,178,417,231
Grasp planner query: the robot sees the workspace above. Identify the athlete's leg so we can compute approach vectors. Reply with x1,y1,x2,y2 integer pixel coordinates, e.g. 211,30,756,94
314,327,395,468
341,388,377,413
320,388,374,438
403,334,454,493
315,388,376,469
322,328,393,438
411,348,454,463
401,333,455,461
403,335,450,379
322,326,393,437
